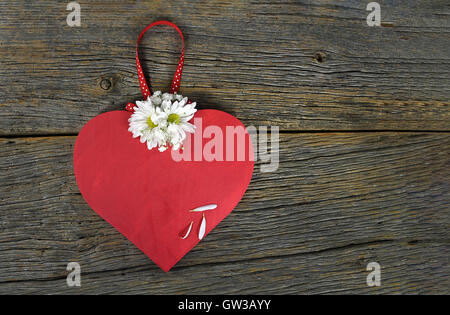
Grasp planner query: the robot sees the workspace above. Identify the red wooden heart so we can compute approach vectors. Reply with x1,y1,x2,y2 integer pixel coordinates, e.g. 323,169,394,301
73,109,254,271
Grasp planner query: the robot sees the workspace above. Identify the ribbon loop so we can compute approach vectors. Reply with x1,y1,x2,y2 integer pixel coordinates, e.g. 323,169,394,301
136,21,185,98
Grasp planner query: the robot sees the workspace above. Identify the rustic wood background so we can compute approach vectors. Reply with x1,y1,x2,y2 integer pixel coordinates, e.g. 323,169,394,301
0,0,448,294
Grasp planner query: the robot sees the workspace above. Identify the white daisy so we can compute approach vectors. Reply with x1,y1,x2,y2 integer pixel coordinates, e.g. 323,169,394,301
128,91,197,151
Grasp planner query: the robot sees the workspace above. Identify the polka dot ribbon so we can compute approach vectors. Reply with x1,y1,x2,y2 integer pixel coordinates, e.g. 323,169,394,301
136,20,185,99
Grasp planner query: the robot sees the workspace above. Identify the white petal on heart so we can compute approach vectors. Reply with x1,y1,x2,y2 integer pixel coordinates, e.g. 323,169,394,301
190,204,217,212
198,214,206,240
180,221,194,239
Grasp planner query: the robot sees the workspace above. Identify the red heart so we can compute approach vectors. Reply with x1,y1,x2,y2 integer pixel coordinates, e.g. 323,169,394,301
73,109,254,271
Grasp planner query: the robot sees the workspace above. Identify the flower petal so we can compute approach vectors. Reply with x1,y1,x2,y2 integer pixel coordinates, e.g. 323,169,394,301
180,221,194,239
198,214,206,240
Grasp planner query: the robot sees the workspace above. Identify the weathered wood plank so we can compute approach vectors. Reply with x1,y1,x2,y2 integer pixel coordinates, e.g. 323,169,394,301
0,133,448,293
0,242,447,294
1,0,449,135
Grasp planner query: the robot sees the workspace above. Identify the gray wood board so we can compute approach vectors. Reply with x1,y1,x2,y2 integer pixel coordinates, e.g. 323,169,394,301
0,0,449,135
0,132,448,293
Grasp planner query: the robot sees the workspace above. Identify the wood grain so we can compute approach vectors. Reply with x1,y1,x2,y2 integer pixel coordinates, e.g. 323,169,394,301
0,133,448,294
0,0,448,295
0,0,449,135
0,242,446,294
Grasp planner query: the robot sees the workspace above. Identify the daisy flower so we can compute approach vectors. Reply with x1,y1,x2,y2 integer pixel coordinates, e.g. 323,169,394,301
128,91,197,152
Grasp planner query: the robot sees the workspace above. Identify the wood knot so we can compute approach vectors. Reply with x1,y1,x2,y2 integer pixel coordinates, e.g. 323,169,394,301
100,78,112,90
313,51,326,63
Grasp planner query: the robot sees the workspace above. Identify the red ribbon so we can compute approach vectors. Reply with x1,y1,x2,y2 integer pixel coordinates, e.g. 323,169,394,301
126,21,187,112
136,21,185,98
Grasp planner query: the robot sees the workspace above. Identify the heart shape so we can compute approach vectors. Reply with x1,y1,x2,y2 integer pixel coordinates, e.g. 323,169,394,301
73,109,254,271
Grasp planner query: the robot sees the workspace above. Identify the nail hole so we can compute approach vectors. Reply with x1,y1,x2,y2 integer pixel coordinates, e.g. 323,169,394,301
100,79,112,90
313,51,326,63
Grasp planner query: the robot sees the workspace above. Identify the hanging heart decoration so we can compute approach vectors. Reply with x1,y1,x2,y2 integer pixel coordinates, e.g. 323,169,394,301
73,21,254,272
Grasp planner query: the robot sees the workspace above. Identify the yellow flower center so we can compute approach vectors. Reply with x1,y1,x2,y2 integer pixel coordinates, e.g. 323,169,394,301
168,113,181,125
147,117,157,129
